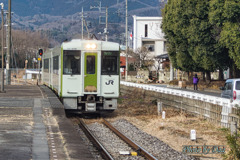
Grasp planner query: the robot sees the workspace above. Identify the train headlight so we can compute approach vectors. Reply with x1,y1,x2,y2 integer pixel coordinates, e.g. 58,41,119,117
86,44,91,49
91,44,97,49
86,43,97,49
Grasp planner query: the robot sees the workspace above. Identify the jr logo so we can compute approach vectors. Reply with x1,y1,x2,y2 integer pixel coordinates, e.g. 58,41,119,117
105,80,114,85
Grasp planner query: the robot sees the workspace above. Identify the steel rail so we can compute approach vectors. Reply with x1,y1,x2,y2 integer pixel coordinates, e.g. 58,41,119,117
78,118,114,160
102,119,158,160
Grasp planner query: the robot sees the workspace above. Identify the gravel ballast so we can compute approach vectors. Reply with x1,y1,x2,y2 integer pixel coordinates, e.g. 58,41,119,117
112,119,197,160
76,125,104,160
88,122,145,160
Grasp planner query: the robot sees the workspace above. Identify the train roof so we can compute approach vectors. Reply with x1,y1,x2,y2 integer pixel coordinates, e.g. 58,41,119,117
43,39,120,59
62,39,120,51
43,47,61,58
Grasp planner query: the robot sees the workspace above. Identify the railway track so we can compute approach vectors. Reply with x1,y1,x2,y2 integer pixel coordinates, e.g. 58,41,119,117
102,119,158,160
78,118,158,160
78,118,114,160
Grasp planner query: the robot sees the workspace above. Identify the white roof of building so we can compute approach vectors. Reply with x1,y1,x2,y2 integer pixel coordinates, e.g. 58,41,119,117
133,15,162,20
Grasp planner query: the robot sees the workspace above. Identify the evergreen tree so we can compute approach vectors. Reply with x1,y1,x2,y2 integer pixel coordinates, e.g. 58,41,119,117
220,0,240,69
162,0,197,72
162,0,231,78
209,0,240,77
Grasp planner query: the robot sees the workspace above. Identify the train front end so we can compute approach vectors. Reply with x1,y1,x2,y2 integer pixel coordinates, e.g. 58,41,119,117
61,39,120,113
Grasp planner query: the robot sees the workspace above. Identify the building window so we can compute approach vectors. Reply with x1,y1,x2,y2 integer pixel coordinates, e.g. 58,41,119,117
148,44,155,52
143,44,155,52
142,41,155,52
164,41,167,52
145,24,148,37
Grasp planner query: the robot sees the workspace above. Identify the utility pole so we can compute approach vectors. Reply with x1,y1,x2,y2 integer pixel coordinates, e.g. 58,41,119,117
125,0,128,81
105,6,108,41
81,7,89,40
83,19,90,39
6,0,11,85
90,1,102,24
90,1,109,39
38,55,40,84
81,7,83,39
0,3,4,92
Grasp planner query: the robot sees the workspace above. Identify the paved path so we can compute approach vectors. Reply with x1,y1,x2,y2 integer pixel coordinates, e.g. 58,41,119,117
149,84,222,97
0,85,94,160
0,86,48,160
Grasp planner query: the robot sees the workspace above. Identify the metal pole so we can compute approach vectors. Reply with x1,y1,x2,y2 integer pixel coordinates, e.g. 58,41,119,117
170,62,174,80
1,3,4,92
99,1,101,24
125,0,128,81
81,7,83,40
105,6,108,41
38,57,40,85
6,0,11,85
83,19,90,39
25,60,27,84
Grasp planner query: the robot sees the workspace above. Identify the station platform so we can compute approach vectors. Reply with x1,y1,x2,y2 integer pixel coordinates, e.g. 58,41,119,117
0,85,93,160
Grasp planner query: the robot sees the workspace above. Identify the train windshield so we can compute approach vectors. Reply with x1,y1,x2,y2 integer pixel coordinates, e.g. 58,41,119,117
101,51,119,75
63,50,81,75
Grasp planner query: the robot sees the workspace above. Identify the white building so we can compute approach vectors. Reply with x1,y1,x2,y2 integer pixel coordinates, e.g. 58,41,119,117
132,15,173,82
132,15,167,58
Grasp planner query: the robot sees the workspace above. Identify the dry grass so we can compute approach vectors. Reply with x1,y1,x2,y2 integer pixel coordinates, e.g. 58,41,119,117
125,115,227,160
111,92,232,160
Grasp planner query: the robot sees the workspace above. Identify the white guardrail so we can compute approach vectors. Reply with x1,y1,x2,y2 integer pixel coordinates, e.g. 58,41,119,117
121,81,236,127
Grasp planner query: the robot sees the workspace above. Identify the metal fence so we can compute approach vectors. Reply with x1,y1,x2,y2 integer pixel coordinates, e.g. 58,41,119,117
120,81,240,128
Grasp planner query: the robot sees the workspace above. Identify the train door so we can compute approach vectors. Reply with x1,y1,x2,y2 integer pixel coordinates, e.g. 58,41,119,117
62,50,82,97
84,53,97,92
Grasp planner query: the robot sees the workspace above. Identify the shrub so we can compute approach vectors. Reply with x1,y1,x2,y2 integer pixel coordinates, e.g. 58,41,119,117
223,133,240,160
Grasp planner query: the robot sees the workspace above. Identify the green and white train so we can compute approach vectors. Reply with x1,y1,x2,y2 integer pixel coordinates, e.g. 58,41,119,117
42,39,120,112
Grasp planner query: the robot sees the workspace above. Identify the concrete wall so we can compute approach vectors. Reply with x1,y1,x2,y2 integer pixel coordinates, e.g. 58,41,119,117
133,16,164,50
121,84,240,128
159,71,170,83
155,41,166,56
126,70,149,83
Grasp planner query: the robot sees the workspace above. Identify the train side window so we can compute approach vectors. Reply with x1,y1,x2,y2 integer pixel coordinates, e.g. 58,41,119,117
44,59,49,72
86,56,95,74
63,51,81,75
101,51,119,75
53,56,59,75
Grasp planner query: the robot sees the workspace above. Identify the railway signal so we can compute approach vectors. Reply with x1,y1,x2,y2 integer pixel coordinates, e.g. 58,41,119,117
39,49,43,56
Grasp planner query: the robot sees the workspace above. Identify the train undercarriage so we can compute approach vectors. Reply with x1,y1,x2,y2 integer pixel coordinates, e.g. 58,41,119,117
63,94,117,112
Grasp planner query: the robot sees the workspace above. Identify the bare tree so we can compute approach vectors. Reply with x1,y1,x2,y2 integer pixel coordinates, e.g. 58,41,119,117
127,48,140,70
128,47,154,71
10,30,49,68
153,56,162,79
